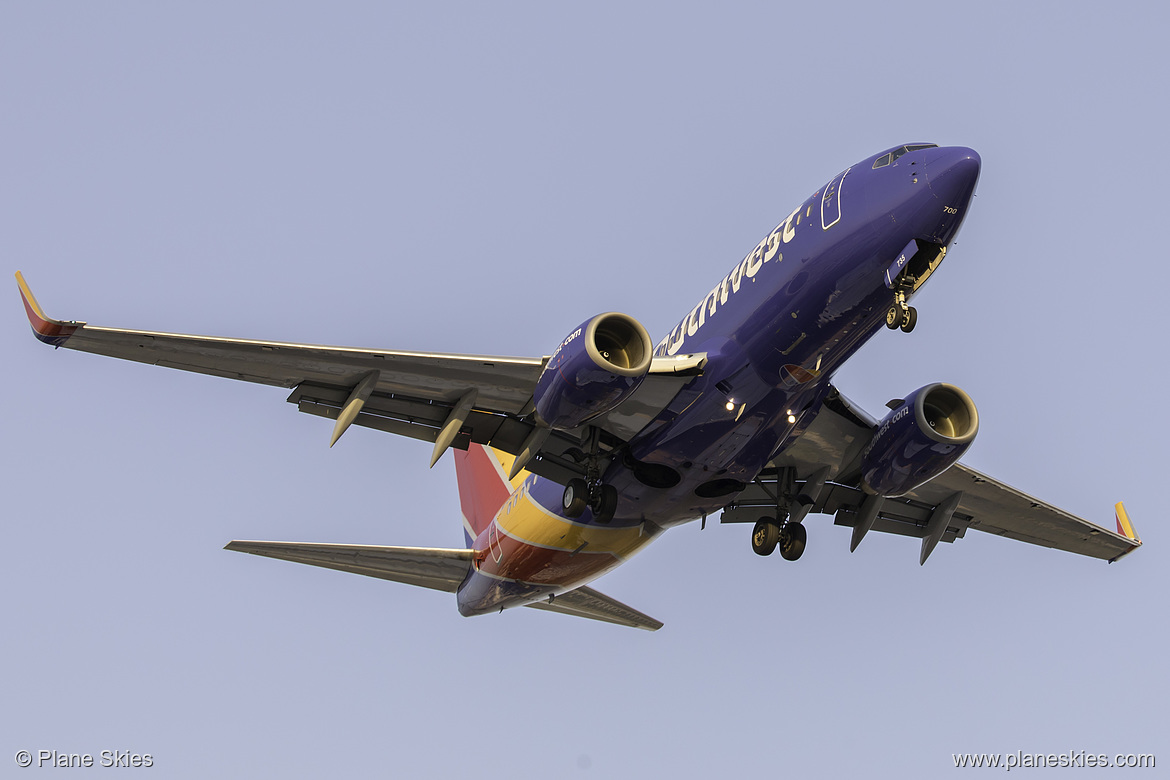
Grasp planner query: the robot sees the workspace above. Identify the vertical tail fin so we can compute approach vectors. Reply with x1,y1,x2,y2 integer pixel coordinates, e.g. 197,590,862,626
452,444,528,546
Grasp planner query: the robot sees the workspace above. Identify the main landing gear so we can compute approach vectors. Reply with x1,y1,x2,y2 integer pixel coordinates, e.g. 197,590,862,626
885,290,917,333
749,465,817,561
752,518,807,561
562,478,618,523
560,426,618,524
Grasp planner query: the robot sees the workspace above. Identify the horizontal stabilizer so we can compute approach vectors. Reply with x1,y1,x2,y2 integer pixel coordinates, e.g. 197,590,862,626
224,541,473,592
526,586,663,631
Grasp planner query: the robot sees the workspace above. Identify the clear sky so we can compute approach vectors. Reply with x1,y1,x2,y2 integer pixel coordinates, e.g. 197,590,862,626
3,3,1166,777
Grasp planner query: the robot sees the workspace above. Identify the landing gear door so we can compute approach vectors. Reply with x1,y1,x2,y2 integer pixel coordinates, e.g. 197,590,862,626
821,168,850,230
885,240,919,289
885,240,947,294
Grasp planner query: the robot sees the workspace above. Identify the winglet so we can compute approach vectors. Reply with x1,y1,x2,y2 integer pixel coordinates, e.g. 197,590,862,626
1115,502,1141,544
1108,502,1142,563
15,271,84,347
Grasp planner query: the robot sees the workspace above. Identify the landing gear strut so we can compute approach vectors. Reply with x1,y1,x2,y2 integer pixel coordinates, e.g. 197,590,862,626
561,427,618,523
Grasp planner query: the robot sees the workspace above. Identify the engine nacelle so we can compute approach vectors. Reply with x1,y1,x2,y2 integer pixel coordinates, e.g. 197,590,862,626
533,312,653,431
860,383,978,497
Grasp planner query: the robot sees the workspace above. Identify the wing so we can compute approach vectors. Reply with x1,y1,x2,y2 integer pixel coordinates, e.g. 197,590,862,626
16,272,703,480
724,383,1142,564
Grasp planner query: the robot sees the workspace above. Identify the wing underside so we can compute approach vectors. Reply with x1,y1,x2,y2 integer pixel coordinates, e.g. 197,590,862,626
16,272,703,483
734,385,1141,563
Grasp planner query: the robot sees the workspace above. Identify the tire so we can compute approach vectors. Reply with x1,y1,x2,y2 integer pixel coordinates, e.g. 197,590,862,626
885,306,901,329
752,519,780,556
562,478,588,518
592,484,618,524
779,522,807,561
900,306,917,333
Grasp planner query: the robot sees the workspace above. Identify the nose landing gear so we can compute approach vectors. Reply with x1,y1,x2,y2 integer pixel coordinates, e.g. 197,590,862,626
885,290,917,333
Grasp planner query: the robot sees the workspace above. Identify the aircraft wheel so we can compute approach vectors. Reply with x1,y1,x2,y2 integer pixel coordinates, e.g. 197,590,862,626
562,479,589,518
900,306,917,333
752,519,780,556
885,306,901,329
591,484,618,524
779,522,807,561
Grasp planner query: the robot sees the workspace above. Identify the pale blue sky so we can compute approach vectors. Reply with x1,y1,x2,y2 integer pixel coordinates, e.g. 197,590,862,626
3,3,1166,777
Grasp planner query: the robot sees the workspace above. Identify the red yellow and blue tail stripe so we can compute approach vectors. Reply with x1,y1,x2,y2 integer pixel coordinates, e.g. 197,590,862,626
452,443,659,615
452,444,526,546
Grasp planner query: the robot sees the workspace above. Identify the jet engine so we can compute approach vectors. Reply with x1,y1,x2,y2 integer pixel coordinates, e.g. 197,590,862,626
859,383,978,497
533,312,653,431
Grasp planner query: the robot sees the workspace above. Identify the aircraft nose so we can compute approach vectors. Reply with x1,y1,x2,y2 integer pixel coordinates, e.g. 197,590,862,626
924,146,981,204
916,146,980,245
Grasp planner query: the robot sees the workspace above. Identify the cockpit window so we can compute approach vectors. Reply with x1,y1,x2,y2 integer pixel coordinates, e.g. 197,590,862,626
873,143,938,168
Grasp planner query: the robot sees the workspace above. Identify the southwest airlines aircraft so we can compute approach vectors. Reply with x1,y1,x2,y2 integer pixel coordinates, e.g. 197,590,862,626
17,144,1141,630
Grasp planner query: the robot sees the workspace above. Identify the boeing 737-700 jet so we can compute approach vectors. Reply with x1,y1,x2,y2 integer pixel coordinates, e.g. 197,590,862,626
17,143,1142,630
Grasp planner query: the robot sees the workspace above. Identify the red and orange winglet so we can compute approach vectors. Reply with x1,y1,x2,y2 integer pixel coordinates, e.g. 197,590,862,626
15,271,82,347
1109,502,1142,563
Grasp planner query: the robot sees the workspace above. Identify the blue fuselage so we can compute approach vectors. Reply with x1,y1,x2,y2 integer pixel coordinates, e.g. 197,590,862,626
457,144,980,615
619,144,978,524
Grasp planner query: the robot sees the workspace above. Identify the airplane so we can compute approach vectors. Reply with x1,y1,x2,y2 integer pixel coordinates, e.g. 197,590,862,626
16,143,1142,631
